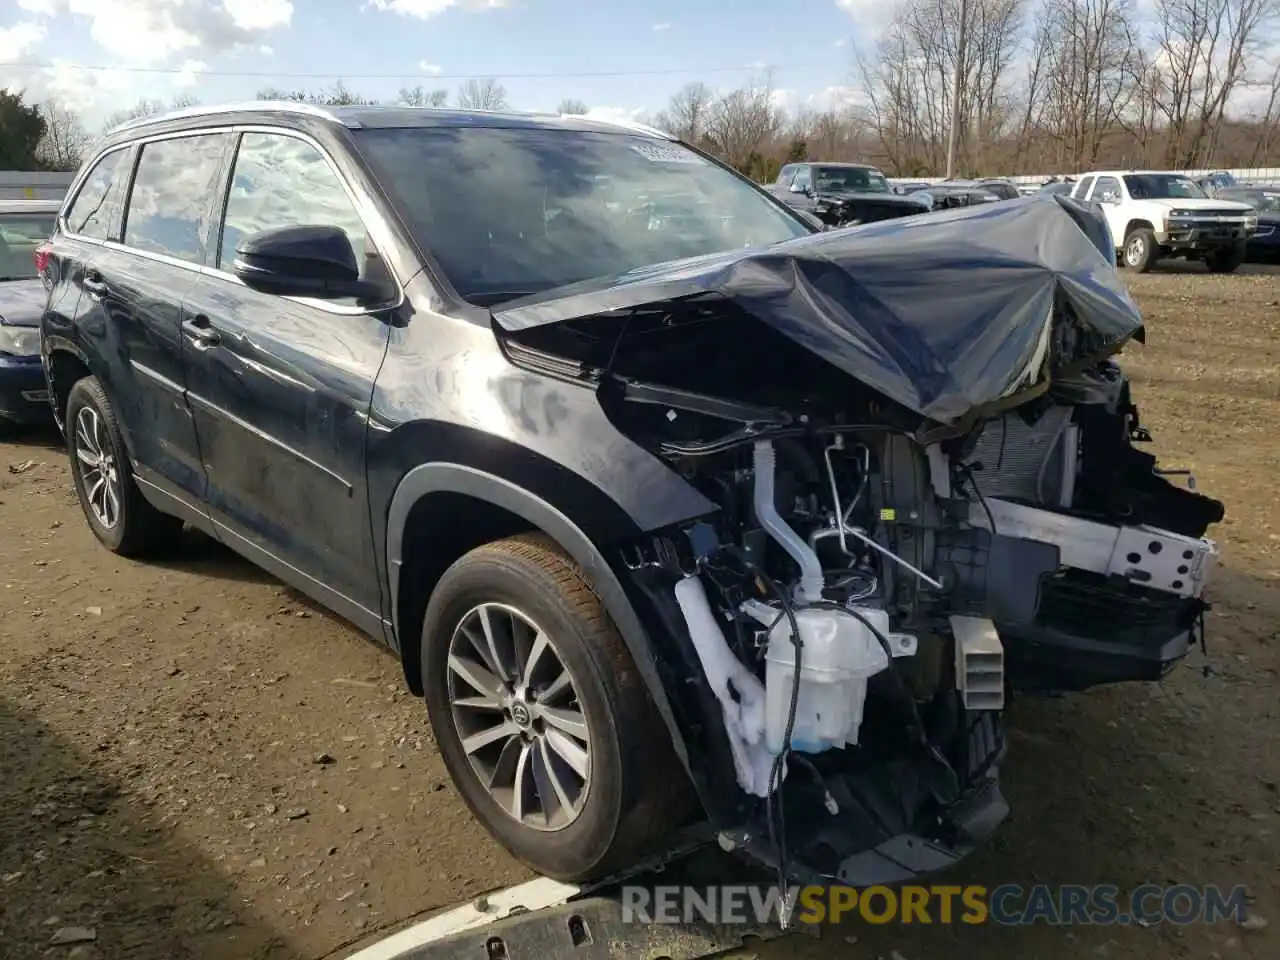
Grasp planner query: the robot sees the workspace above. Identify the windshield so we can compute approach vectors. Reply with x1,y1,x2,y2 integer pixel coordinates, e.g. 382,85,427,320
813,166,890,194
0,213,56,281
1123,174,1207,200
353,127,809,305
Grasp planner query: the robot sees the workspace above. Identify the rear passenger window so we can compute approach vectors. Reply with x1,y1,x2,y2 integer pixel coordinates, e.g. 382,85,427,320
218,133,369,275
124,134,230,264
65,149,130,240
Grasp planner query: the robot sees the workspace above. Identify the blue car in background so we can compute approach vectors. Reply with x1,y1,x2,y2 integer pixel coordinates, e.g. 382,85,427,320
0,200,59,425
1216,186,1280,263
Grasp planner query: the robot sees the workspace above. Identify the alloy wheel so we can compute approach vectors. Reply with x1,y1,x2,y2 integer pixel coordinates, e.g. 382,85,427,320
74,405,120,529
447,602,591,831
1125,236,1145,266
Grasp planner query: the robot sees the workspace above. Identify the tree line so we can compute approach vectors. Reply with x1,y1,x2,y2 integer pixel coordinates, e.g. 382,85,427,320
3,0,1280,182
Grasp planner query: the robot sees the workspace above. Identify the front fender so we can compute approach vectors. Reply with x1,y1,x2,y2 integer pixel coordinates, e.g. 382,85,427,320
385,461,698,773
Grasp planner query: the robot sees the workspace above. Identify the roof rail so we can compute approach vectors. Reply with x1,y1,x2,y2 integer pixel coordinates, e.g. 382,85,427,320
563,114,675,140
107,100,342,135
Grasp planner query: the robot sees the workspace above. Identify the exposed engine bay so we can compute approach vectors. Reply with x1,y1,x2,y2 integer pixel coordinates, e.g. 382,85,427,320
492,195,1226,887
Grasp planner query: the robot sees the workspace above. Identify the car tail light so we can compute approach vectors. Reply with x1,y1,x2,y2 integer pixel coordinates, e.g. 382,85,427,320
35,244,52,289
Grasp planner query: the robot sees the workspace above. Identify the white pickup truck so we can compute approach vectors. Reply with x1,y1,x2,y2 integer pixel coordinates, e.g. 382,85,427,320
1070,170,1257,273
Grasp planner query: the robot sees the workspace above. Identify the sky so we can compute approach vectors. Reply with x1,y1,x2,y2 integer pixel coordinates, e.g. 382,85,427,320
0,0,874,130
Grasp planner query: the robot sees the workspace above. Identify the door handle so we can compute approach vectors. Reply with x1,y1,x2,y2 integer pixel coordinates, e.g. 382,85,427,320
181,314,221,348
83,271,107,296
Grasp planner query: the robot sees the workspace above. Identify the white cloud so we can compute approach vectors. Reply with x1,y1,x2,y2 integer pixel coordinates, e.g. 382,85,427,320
820,84,869,109
11,0,291,64
365,0,506,19
582,105,645,125
418,60,443,74
16,0,60,15
652,22,671,31
222,0,292,31
0,20,46,59
175,58,207,87
769,88,797,110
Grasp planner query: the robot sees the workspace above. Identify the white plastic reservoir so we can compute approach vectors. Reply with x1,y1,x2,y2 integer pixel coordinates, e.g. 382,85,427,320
764,605,890,755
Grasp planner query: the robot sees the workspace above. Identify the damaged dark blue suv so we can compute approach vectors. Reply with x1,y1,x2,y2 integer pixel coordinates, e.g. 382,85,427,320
40,102,1223,888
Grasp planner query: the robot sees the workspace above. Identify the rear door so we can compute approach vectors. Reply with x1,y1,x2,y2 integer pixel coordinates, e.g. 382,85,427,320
106,131,236,506
179,129,396,629
41,146,133,428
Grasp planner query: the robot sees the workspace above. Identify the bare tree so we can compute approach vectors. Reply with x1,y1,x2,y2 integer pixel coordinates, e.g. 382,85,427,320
1030,0,1140,168
653,82,717,143
400,85,449,107
1150,0,1278,166
704,74,786,173
456,78,508,111
36,100,91,171
255,82,375,106
102,95,201,133
556,97,589,114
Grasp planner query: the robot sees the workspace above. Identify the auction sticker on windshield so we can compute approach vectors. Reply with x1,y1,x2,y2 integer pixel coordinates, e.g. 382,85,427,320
629,140,706,164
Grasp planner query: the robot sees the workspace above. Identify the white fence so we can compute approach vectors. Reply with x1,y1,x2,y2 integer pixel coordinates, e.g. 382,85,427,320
0,171,75,201
889,167,1280,189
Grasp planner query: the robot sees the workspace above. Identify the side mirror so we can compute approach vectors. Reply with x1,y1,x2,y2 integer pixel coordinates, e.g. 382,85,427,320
1099,191,1119,204
788,182,807,194
232,225,385,300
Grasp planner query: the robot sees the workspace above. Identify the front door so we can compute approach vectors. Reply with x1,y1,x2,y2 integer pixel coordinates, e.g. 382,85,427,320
180,130,396,631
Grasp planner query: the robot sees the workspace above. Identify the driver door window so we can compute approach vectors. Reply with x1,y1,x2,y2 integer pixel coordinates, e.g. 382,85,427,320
218,132,378,284
792,166,812,192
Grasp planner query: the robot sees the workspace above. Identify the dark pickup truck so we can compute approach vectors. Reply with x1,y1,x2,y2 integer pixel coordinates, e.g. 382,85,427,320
769,162,930,227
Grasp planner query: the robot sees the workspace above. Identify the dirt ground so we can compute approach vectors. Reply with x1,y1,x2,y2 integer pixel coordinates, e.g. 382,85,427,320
1,264,1277,960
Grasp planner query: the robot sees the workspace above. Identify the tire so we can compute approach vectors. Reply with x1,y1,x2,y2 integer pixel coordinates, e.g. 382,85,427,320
1205,243,1246,274
421,533,690,882
65,376,183,557
1122,227,1159,272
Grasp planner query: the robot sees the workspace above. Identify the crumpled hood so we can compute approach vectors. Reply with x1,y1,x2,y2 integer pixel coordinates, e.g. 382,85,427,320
494,194,1145,425
0,278,47,327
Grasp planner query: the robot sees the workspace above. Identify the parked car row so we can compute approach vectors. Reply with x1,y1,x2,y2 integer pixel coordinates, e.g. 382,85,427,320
0,199,60,425
14,102,1226,896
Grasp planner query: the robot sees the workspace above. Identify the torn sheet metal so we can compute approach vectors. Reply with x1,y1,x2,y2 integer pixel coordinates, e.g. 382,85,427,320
494,194,1144,424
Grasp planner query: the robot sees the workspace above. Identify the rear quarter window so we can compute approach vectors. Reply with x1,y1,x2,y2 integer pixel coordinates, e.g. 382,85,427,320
65,148,131,240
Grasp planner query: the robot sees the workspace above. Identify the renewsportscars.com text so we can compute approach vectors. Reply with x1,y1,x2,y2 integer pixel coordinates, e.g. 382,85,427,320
621,883,1251,927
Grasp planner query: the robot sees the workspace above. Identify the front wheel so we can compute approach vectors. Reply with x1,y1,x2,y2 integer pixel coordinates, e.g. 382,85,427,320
1205,243,1246,274
421,533,690,882
1122,228,1159,272
65,377,183,557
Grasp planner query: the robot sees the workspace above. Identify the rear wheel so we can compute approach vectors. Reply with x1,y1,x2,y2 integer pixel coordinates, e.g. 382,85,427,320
1205,243,1246,274
65,377,183,557
421,533,690,882
1123,227,1159,272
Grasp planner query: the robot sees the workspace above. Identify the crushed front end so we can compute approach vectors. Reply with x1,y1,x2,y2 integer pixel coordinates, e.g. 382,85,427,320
493,195,1224,888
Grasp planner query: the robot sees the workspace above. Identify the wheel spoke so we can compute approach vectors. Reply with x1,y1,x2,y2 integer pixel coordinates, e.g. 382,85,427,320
510,741,533,822
461,720,520,756
103,476,120,526
535,669,572,705
521,630,551,690
538,706,588,743
448,653,504,701
545,727,589,779
87,476,104,507
533,738,575,822
75,446,100,468
476,606,510,681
